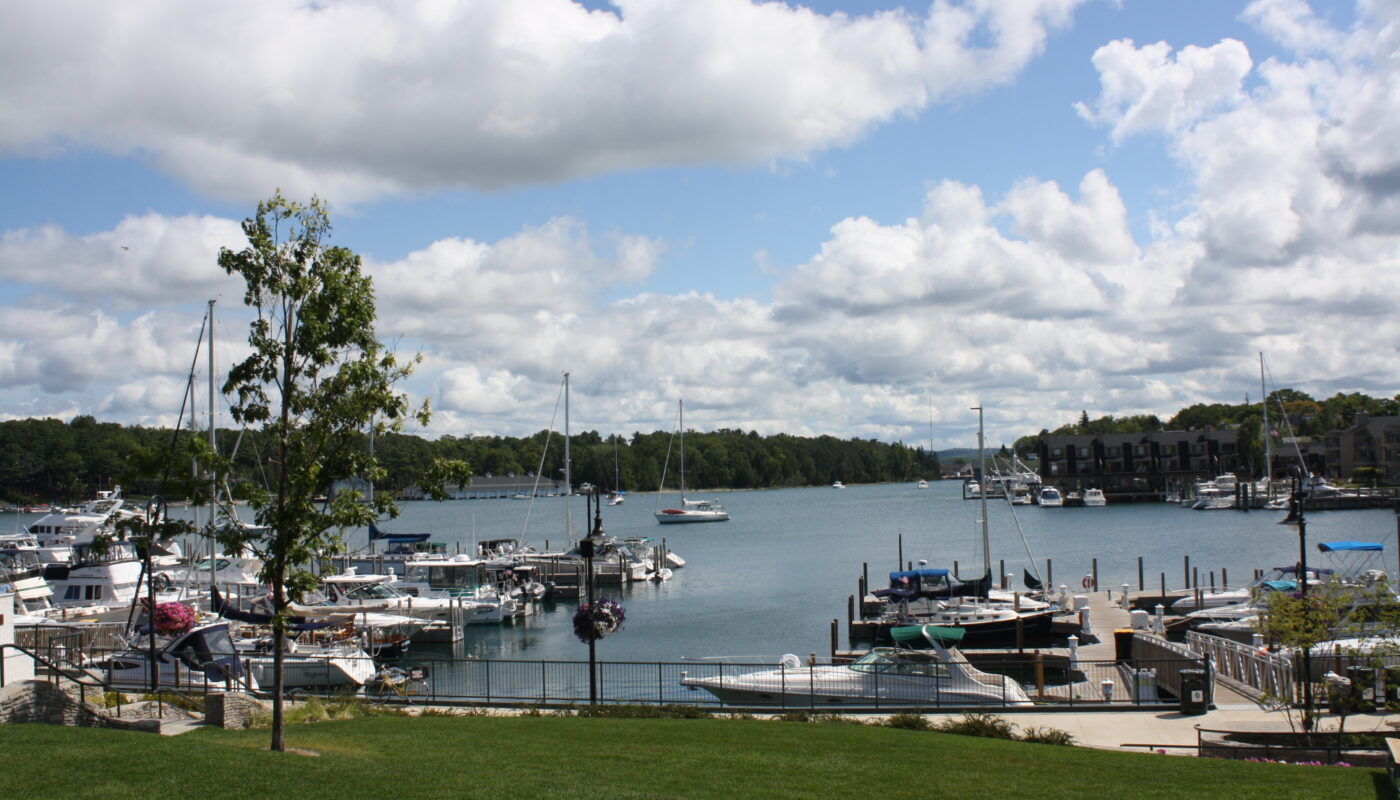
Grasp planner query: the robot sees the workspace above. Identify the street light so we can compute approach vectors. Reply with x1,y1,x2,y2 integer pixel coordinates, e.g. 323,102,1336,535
1278,470,1313,731
578,487,606,704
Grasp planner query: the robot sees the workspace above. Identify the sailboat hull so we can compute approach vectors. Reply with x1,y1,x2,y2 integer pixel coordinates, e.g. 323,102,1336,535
654,509,729,523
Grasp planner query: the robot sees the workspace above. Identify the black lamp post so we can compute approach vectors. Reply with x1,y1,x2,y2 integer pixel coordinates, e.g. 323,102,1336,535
579,487,605,704
1280,472,1313,731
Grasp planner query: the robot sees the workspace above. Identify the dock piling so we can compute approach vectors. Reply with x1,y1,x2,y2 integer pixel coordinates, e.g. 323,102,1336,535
1092,558,1099,593
1137,556,1144,591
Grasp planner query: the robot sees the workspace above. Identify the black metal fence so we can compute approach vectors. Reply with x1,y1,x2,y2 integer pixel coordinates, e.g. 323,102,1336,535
52,645,1208,712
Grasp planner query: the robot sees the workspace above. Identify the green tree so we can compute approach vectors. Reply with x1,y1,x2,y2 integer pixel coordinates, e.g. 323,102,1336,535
212,193,466,752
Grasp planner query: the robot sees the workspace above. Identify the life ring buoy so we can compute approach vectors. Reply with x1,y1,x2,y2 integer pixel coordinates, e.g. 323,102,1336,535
1081,576,1092,590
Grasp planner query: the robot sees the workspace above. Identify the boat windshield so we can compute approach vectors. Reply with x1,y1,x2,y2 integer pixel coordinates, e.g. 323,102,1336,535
848,650,950,678
345,583,405,600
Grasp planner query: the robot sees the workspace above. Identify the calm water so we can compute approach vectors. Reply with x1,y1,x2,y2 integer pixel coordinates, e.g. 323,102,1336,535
12,482,1396,663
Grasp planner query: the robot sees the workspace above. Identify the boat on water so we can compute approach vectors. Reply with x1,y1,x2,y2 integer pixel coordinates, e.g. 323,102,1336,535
654,400,729,524
85,621,256,692
832,481,846,489
1037,486,1064,507
1082,488,1107,507
680,624,1031,707
917,480,928,489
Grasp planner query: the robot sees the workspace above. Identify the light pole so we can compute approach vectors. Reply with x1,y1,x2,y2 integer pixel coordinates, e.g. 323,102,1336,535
145,495,166,694
579,487,604,704
1280,471,1313,731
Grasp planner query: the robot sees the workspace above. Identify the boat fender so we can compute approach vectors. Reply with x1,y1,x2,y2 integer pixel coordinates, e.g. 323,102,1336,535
779,653,802,670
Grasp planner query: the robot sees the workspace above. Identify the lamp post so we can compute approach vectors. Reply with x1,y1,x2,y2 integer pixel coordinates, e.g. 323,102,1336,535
579,487,604,704
1280,471,1313,731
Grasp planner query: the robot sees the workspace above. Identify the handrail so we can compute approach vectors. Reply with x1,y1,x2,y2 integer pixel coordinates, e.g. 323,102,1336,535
1,642,131,715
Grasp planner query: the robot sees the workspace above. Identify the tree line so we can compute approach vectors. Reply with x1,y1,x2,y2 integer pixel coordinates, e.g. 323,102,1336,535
0,416,941,504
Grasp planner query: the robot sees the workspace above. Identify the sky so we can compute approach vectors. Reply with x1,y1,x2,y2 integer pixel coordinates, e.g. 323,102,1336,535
1,0,1397,451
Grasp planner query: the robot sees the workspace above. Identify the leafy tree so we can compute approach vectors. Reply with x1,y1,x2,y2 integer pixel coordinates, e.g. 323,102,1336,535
211,193,466,752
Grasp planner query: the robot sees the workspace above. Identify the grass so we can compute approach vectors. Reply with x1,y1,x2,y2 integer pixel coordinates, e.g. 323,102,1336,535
0,715,1386,800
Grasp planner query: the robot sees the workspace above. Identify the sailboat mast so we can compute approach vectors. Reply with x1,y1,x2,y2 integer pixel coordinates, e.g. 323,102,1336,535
975,405,990,580
678,399,686,503
1260,352,1271,498
563,372,572,538
206,299,217,587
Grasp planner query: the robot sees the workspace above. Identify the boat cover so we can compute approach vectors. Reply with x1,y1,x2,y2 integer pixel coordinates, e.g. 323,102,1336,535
1317,541,1384,552
369,523,430,543
1261,580,1298,592
889,624,966,647
211,587,331,631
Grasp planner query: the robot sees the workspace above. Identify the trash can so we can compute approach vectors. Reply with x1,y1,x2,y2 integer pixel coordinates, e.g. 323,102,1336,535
1179,669,1208,715
1325,672,1352,715
1113,628,1135,662
1347,666,1378,712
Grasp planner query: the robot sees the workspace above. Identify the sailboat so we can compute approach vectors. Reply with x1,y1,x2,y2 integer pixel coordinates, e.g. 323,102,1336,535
654,400,729,524
876,407,1058,645
607,436,626,506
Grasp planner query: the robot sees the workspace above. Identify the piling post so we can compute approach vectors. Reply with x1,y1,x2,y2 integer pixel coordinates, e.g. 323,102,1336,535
862,562,869,591
847,594,855,626
1222,567,1228,589
1046,558,1053,587
1137,556,1144,591
999,560,1006,588
1192,566,1198,589
1209,571,1215,592
953,560,959,578
831,619,839,659
897,534,903,571
1092,558,1099,593
858,575,866,602
1160,572,1166,597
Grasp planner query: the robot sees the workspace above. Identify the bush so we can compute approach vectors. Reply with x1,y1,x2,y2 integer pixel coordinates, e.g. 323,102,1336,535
1018,726,1076,746
574,704,713,719
775,711,857,724
881,713,932,731
932,713,1017,740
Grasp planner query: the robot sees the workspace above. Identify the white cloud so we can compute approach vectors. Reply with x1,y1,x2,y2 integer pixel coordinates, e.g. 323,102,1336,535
0,0,1082,203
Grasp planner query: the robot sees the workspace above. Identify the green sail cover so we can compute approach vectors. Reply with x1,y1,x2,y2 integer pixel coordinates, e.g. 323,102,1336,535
889,624,965,647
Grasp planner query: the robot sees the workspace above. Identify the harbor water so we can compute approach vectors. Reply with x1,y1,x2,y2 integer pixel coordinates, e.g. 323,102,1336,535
12,481,1397,666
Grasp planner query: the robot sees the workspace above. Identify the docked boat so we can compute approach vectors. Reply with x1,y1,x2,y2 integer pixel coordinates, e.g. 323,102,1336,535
1037,486,1063,507
85,621,256,692
654,400,729,525
832,481,846,489
1082,488,1107,507
680,625,1031,707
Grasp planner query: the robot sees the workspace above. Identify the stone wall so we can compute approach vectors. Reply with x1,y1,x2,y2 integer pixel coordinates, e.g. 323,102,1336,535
0,679,159,733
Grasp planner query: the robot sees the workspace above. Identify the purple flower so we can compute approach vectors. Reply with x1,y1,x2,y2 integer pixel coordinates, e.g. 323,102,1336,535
573,597,626,644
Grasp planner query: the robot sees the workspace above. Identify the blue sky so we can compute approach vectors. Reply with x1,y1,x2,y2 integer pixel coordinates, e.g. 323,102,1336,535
0,0,1395,450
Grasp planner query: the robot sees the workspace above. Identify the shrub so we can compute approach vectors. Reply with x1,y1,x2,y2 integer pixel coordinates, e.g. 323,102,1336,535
1019,726,1076,746
882,713,932,731
574,704,712,719
932,713,1017,740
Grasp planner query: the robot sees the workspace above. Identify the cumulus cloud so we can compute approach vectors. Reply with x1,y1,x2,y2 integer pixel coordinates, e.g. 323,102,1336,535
0,0,1082,203
0,214,247,309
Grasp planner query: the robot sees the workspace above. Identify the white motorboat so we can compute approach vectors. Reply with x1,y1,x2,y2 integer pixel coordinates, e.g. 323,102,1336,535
1037,486,1063,507
392,559,519,624
1082,488,1107,507
832,481,846,489
86,621,257,692
654,400,730,524
45,541,184,611
681,625,1031,707
917,480,928,489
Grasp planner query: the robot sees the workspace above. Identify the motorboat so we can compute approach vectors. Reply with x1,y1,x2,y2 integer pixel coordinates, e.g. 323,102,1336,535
1082,488,1107,507
832,481,846,489
44,541,184,611
917,480,928,490
654,400,730,525
606,491,625,506
85,621,256,692
680,625,1031,707
1037,486,1063,507
655,498,730,524
395,558,520,623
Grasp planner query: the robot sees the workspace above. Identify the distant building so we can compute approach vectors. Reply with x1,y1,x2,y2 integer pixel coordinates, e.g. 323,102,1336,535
1038,429,1242,499
1320,413,1400,482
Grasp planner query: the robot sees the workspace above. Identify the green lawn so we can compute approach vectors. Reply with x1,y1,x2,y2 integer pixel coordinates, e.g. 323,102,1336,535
1,716,1386,800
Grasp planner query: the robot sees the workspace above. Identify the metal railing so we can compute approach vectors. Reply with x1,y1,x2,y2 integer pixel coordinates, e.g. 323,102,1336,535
1187,631,1293,703
29,642,1210,712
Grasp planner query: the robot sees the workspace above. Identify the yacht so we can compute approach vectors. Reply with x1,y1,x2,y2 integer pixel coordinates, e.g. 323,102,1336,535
832,481,846,489
1037,486,1064,507
1082,488,1107,507
680,625,1031,707
85,622,256,692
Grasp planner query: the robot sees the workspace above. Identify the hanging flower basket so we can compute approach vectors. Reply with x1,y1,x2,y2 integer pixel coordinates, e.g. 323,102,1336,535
152,601,196,635
573,597,626,644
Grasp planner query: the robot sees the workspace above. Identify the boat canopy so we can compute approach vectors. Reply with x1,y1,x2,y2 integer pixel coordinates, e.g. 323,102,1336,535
1261,580,1298,592
1317,541,1384,553
369,523,430,544
889,624,965,647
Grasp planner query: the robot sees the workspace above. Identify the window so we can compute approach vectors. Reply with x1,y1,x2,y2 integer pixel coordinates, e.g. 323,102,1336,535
1134,446,1146,456
1078,447,1090,458
1050,448,1063,457
1106,446,1121,457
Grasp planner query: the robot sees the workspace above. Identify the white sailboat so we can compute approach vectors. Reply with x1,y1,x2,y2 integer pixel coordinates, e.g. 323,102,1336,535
654,400,729,524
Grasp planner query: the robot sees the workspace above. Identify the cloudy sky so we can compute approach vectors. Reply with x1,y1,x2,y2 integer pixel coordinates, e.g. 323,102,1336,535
1,0,1396,450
